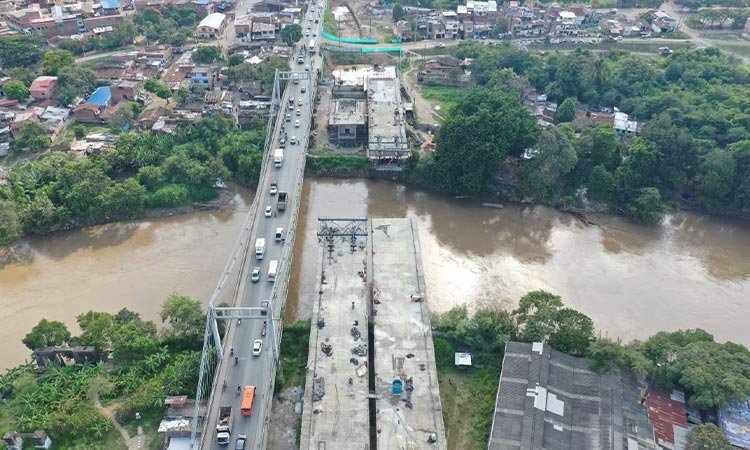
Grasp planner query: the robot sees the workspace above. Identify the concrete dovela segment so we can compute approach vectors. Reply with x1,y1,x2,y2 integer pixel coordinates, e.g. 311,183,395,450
300,217,446,450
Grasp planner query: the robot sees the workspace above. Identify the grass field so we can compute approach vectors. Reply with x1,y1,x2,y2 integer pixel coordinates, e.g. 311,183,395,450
706,38,750,59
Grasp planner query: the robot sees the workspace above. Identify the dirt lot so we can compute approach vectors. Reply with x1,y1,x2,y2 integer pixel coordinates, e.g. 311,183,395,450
329,0,393,42
267,386,304,450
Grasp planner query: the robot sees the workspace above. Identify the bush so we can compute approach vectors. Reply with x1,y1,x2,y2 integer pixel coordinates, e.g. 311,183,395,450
306,153,371,177
148,184,189,208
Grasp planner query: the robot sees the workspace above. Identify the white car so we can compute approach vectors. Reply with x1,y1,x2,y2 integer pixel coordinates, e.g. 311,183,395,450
265,206,272,217
301,85,306,93
252,339,263,356
297,98,303,106
251,267,260,283
295,119,300,128
290,136,297,145
270,184,278,195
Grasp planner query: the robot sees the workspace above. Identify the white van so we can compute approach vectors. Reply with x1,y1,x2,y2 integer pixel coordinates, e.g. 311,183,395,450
268,260,278,281
275,227,284,242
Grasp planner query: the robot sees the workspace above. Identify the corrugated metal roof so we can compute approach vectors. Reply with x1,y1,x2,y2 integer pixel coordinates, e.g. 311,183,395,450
488,341,659,450
646,388,688,450
87,86,111,106
101,0,119,9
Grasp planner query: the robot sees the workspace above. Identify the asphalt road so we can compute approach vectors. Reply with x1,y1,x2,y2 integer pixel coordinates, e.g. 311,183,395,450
204,2,325,450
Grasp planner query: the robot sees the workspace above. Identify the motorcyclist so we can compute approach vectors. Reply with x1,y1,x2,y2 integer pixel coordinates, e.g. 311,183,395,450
222,380,227,391
230,347,234,356
237,385,241,395
235,356,239,365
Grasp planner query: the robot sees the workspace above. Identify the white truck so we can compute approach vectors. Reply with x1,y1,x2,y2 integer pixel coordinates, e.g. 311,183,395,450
268,260,278,281
274,148,284,168
216,406,232,445
308,39,316,55
255,238,266,260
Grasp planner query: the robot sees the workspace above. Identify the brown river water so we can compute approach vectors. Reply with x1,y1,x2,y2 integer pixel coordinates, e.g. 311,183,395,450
1,178,749,370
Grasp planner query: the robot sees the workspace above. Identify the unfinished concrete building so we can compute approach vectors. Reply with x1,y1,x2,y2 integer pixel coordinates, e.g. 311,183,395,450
328,66,411,169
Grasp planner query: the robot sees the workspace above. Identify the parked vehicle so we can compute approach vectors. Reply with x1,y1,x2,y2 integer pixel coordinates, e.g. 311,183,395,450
216,406,233,445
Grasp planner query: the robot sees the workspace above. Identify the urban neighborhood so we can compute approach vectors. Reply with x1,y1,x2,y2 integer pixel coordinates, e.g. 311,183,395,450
1,0,750,447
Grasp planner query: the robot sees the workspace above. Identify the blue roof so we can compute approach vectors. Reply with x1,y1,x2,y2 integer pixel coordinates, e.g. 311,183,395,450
101,0,119,8
87,86,111,106
719,396,750,449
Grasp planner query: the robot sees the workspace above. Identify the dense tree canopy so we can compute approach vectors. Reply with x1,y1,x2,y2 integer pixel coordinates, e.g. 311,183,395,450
687,423,732,450
56,66,97,106
280,23,302,46
22,319,71,350
193,46,221,64
431,88,539,196
14,122,50,152
0,36,45,68
3,80,30,101
42,50,75,76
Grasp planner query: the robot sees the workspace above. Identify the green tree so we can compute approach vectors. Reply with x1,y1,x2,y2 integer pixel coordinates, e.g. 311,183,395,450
512,290,563,342
144,78,172,99
494,16,510,35
57,66,97,106
14,121,50,152
175,87,190,105
42,50,75,76
556,97,577,123
432,88,540,196
110,314,159,364
160,294,205,348
3,80,30,101
697,150,736,212
75,311,114,355
0,35,45,68
687,423,732,450
547,308,594,356
280,23,302,46
109,105,135,131
22,319,71,350
0,200,23,246
227,53,244,67
518,124,578,201
393,4,406,21
72,125,86,139
627,187,668,224
579,123,618,166
588,165,616,200
193,46,221,64
587,339,651,377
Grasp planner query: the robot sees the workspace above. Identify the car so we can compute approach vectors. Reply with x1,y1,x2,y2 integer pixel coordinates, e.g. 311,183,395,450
301,85,307,93
295,119,300,127
286,113,291,122
252,339,263,356
265,206,272,217
235,434,247,450
314,18,319,23
290,136,297,145
251,267,260,283
296,108,302,116
297,98,303,106
270,183,278,195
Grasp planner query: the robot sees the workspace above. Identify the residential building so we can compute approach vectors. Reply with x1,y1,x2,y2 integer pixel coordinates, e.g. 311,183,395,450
74,102,105,123
100,0,121,15
553,11,582,36
191,66,214,90
110,80,143,104
251,21,275,41
652,11,676,32
196,12,226,39
29,76,58,100
417,56,470,87
488,341,659,450
234,15,252,42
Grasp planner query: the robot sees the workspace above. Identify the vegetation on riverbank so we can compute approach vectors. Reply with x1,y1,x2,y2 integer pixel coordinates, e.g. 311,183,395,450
411,43,750,224
0,116,266,247
275,320,311,393
0,294,206,449
306,153,372,177
433,290,750,450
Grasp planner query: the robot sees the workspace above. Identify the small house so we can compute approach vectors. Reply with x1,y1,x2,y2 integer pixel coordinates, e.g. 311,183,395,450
29,76,58,100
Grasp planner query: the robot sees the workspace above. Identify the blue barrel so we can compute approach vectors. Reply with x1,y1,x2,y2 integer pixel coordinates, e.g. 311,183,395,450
392,378,403,395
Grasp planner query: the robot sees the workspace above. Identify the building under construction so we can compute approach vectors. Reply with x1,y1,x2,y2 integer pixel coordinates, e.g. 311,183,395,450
328,66,410,170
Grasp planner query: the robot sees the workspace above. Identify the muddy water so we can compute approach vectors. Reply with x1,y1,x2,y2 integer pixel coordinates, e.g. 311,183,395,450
286,179,750,346
0,187,254,370
2,178,750,370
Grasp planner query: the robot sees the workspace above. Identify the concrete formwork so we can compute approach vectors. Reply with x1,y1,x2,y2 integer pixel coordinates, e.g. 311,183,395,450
300,232,371,450
371,218,447,450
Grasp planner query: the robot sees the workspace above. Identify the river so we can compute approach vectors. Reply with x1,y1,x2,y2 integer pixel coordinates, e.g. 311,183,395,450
2,179,749,370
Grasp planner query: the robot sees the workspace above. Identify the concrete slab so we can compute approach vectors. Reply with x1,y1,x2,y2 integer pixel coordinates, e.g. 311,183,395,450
300,233,371,450
371,218,447,450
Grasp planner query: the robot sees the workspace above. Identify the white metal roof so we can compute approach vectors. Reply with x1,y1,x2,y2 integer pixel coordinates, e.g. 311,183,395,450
198,13,226,30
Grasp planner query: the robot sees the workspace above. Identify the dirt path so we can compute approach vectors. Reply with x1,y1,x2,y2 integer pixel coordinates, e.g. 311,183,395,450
93,391,145,450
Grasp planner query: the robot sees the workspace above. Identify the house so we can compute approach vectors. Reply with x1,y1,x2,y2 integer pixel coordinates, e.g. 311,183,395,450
191,66,214,90
646,388,688,450
613,110,639,134
74,103,105,123
29,76,58,100
110,80,142,104
652,11,676,32
488,341,659,450
417,56,470,87
196,12,226,39
234,15,252,42
553,10,582,36
251,21,275,41
100,0,121,15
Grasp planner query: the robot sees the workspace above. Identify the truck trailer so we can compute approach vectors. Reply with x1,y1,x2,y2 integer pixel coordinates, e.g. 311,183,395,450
216,406,232,445
277,192,287,211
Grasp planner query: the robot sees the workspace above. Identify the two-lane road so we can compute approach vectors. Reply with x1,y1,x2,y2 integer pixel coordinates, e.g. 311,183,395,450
204,2,326,449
